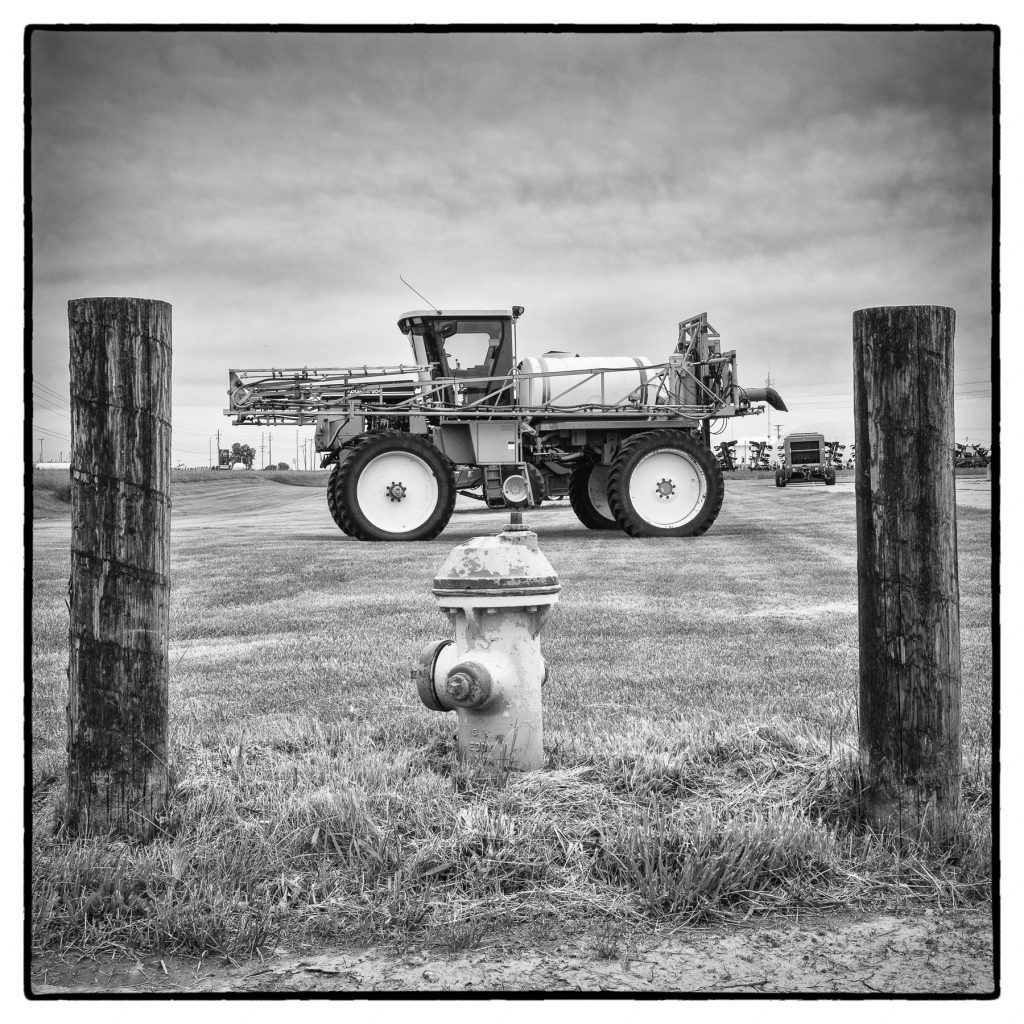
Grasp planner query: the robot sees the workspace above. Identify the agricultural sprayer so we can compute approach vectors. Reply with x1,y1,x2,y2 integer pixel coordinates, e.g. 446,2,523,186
225,307,786,541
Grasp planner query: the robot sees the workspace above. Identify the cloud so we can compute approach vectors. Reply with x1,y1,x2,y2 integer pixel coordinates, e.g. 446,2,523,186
29,29,994,460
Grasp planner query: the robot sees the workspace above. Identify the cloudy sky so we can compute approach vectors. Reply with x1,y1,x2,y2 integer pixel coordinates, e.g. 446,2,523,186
29,28,994,467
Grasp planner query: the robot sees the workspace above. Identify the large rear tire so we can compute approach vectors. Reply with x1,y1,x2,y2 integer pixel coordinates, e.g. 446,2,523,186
775,469,787,488
326,461,349,533
568,462,618,530
335,433,455,541
607,430,724,538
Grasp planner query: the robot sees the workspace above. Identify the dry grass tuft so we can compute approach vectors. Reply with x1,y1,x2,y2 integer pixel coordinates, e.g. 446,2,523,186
31,715,990,960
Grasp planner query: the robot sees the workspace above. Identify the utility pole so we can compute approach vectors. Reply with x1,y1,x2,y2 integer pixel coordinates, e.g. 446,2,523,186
39,438,43,463
66,296,172,838
853,305,961,842
260,432,265,470
764,370,774,439
216,429,221,469
296,430,299,472
268,431,272,468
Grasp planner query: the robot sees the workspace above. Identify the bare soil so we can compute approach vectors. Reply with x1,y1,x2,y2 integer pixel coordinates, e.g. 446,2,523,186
31,908,993,995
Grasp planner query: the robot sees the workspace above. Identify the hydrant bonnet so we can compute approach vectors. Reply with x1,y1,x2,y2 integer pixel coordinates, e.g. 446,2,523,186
431,527,561,606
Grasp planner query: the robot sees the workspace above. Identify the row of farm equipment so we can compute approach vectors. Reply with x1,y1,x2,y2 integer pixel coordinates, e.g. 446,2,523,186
715,437,854,476
954,441,991,468
715,437,991,479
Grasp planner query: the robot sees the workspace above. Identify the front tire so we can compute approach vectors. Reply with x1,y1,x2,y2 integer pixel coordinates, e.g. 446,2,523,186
568,462,618,530
775,469,787,488
607,430,724,538
335,433,455,541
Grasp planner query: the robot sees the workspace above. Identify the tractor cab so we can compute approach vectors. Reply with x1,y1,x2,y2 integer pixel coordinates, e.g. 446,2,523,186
397,309,521,407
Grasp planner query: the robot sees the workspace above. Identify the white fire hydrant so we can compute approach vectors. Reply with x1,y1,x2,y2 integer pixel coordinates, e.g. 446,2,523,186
412,514,560,770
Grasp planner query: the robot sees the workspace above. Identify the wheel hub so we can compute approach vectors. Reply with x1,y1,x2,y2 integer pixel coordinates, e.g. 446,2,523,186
387,481,407,502
655,477,676,500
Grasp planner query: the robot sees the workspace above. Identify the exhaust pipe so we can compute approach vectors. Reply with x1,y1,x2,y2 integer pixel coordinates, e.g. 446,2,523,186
742,386,788,413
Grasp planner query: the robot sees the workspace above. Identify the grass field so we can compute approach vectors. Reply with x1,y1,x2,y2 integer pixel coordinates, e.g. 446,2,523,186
30,469,993,969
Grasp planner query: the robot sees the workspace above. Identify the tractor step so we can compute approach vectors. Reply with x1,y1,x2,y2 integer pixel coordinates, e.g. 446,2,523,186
484,465,506,508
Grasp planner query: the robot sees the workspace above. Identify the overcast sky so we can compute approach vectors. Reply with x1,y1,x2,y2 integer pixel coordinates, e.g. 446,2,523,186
29,28,994,466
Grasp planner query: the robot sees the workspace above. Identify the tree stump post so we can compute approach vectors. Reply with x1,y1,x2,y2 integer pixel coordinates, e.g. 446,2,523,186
65,297,172,838
852,305,961,842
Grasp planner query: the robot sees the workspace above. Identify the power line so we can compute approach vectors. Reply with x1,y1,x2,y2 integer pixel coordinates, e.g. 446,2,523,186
31,400,70,416
32,381,70,404
34,422,71,435
172,428,217,438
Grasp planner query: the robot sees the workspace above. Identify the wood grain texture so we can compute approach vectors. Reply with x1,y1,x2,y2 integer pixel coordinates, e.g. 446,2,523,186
853,305,961,842
65,297,172,837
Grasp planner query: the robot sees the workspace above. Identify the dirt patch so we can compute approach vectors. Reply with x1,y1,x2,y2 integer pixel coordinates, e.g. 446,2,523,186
30,909,993,996
954,479,992,510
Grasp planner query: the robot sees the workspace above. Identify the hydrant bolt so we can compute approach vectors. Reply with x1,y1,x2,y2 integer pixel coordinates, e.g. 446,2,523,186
446,671,473,701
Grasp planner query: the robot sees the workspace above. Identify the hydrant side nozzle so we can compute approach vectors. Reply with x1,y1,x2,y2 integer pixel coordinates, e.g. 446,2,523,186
414,639,456,712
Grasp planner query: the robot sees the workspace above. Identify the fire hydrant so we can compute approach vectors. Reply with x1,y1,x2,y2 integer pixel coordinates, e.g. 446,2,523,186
412,513,560,770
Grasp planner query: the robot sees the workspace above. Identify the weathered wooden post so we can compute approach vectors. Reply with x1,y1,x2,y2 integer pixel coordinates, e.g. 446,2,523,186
853,305,961,842
65,297,172,837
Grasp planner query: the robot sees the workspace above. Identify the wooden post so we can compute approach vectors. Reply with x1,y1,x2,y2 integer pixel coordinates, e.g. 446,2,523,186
65,297,172,838
853,305,961,842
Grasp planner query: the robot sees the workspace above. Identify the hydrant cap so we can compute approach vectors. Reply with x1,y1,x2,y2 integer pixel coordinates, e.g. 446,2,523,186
432,529,561,600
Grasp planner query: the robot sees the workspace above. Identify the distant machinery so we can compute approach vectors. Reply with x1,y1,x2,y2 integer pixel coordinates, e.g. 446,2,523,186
774,432,836,488
715,439,738,471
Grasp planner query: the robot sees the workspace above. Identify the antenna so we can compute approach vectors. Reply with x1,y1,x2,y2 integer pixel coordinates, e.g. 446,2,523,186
400,275,441,313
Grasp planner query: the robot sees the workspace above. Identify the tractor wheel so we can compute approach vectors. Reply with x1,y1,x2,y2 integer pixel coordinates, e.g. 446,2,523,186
824,467,836,486
568,462,618,530
335,433,455,541
607,430,724,538
775,469,787,488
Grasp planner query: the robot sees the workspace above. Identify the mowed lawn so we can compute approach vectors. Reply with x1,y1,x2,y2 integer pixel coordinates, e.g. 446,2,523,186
30,470,993,960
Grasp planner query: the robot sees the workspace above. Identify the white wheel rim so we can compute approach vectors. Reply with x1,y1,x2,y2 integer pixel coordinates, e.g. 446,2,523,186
628,449,706,528
355,451,439,532
587,465,613,519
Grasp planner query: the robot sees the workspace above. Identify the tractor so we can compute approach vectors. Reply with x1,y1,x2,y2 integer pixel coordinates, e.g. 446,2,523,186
775,432,836,487
225,307,787,540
